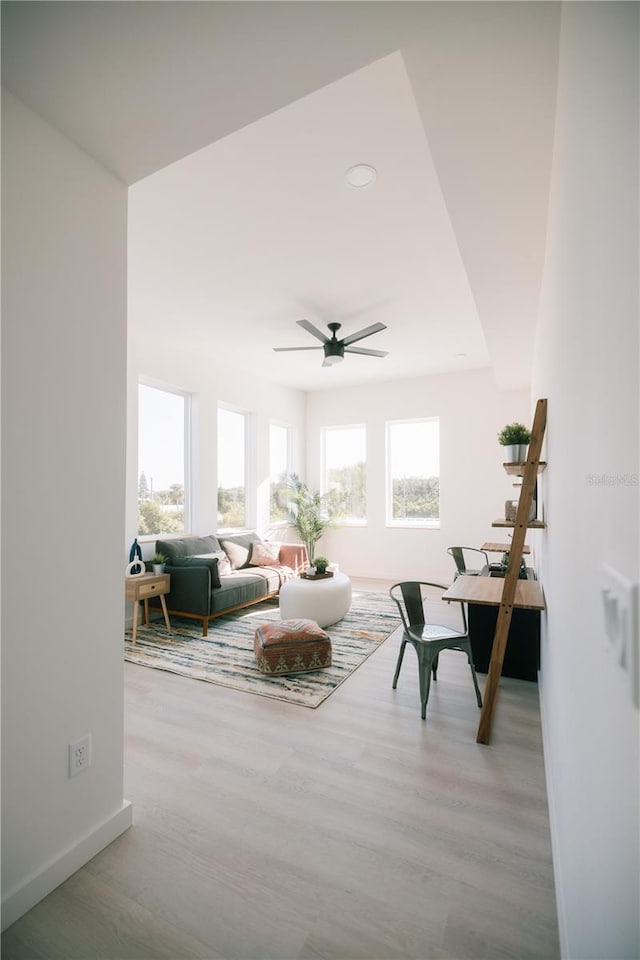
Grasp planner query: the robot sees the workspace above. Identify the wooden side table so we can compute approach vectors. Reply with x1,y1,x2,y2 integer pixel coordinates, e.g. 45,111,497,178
125,573,171,646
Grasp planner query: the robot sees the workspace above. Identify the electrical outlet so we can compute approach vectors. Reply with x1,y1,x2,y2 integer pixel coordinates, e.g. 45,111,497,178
69,734,92,778
601,565,639,709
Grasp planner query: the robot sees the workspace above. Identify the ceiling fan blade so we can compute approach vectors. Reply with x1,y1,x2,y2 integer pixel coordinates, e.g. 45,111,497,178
344,346,388,358
273,346,323,352
297,318,329,343
341,322,387,347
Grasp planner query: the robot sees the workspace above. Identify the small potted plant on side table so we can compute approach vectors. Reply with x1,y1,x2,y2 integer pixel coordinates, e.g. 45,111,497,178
498,422,531,464
314,556,329,576
151,552,167,575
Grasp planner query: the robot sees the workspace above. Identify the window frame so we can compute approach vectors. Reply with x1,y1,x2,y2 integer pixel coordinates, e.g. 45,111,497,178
385,416,440,529
137,377,192,539
321,423,367,526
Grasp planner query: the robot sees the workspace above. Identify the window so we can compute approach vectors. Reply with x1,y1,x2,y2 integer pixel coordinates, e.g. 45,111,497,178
322,425,366,523
386,418,440,526
137,382,190,536
269,422,291,524
217,406,247,529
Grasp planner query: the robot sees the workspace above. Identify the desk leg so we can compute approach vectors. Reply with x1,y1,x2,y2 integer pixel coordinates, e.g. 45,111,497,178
143,598,150,626
132,599,139,647
160,594,172,635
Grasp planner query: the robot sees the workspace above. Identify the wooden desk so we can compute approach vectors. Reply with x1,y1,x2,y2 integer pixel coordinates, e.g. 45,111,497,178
125,573,171,645
442,575,545,611
443,575,544,681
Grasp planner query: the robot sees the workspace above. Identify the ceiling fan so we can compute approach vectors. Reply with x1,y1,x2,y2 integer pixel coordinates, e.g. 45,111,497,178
274,319,388,367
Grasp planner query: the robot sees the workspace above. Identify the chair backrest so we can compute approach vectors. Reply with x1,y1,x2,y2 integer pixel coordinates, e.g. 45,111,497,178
389,581,467,633
447,546,488,576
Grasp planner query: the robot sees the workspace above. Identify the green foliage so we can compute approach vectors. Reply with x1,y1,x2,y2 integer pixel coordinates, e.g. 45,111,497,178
269,472,289,523
497,422,531,445
286,474,340,563
392,476,439,520
326,461,366,520
137,473,185,534
138,472,150,500
151,552,167,564
137,500,184,535
218,486,245,528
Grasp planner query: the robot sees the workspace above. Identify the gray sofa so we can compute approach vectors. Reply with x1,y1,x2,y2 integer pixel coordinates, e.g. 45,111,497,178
155,531,307,635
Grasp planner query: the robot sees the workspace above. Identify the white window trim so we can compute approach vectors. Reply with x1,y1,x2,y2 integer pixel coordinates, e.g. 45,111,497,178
385,417,440,529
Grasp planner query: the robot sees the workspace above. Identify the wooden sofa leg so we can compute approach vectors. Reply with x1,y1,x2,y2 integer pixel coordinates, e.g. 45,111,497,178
202,619,208,637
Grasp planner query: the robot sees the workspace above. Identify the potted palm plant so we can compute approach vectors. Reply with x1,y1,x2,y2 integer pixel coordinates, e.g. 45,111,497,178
285,474,338,566
498,422,531,464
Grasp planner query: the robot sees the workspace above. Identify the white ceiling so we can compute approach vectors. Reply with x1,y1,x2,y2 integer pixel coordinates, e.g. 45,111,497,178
2,1,561,393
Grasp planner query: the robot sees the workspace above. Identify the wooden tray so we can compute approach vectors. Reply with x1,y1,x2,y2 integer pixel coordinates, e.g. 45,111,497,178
300,571,334,580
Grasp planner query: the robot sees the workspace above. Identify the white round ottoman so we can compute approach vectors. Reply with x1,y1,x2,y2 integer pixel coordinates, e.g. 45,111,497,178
279,572,352,628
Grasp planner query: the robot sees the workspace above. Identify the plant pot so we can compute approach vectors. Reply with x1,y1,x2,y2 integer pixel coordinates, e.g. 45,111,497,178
152,564,165,575
502,443,528,463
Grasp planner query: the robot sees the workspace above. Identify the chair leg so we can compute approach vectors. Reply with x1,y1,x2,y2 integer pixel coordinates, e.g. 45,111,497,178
432,652,439,681
416,648,434,720
392,640,407,689
462,642,483,707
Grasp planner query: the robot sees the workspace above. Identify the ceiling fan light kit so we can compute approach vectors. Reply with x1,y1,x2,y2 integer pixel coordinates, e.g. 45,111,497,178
274,319,388,368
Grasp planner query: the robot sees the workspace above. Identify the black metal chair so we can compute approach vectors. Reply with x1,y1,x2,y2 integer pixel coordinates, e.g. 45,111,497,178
447,546,489,579
389,581,483,720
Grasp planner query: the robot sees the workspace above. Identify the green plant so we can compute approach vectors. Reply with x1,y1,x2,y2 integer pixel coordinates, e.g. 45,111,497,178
497,422,531,446
151,551,167,565
285,474,339,563
314,556,329,572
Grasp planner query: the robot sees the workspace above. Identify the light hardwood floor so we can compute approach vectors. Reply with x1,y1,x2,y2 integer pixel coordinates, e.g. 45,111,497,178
2,579,560,960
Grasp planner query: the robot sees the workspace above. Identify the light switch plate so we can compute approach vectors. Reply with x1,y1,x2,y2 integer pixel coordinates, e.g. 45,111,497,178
601,564,639,709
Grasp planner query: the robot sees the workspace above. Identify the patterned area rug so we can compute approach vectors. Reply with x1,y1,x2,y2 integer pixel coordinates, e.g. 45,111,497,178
124,590,399,708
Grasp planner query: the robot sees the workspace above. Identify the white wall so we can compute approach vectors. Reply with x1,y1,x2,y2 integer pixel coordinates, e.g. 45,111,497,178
126,327,306,554
532,5,639,958
306,369,530,582
1,92,131,928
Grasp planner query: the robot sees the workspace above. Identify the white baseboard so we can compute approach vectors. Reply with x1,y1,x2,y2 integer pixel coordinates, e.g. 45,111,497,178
1,799,133,932
538,680,568,959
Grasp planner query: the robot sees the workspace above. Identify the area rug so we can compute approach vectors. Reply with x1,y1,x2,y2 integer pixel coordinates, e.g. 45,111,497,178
124,591,399,708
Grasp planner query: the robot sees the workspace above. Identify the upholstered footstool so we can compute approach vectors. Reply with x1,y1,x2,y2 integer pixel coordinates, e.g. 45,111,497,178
254,619,332,675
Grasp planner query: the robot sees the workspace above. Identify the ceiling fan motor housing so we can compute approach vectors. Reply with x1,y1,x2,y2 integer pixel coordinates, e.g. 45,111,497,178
323,339,344,361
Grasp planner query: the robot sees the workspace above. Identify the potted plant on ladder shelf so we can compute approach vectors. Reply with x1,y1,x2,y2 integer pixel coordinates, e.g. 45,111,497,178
498,422,531,464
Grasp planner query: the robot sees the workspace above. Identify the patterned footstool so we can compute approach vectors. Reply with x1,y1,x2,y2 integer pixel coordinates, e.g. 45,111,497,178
254,619,332,675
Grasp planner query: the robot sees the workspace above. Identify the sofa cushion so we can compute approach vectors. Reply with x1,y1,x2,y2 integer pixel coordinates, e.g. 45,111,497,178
170,555,222,588
157,535,221,562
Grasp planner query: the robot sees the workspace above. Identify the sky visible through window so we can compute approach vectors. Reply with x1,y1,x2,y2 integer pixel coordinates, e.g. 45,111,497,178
138,383,185,492
389,419,439,477
218,407,245,487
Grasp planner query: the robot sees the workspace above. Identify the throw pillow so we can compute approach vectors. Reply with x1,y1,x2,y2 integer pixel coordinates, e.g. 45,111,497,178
249,540,281,566
220,539,251,570
196,551,232,577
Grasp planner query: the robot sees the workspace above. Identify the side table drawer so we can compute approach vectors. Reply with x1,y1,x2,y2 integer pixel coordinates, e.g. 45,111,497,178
137,579,166,599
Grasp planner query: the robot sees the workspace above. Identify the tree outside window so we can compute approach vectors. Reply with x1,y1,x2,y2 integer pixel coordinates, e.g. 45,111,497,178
322,425,366,523
387,418,440,526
